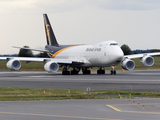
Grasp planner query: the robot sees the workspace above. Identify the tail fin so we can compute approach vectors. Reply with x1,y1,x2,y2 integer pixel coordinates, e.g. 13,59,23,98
43,14,59,46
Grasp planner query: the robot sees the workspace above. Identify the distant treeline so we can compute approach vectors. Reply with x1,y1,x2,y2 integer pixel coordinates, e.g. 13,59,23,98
0,54,18,57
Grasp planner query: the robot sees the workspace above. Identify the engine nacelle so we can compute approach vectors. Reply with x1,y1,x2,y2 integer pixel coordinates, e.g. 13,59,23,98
121,59,135,70
141,55,154,67
6,59,21,71
44,61,59,72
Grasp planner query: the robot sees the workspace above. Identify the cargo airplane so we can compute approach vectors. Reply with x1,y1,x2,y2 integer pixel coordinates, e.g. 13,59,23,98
1,14,160,75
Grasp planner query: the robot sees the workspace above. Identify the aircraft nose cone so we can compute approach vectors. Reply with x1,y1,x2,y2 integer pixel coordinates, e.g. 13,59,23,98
118,50,124,59
114,48,124,63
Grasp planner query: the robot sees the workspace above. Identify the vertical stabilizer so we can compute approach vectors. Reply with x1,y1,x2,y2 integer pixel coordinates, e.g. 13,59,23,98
43,14,59,46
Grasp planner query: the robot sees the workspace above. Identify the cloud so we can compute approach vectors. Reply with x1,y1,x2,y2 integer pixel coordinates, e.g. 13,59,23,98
89,0,160,10
0,0,160,54
0,0,86,14
1,0,160,15
0,0,37,14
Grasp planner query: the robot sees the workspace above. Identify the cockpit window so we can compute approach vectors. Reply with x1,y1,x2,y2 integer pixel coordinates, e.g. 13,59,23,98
110,43,118,46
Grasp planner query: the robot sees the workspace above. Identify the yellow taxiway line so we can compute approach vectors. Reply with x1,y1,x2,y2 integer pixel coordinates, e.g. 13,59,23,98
106,105,121,112
106,104,160,115
0,112,122,120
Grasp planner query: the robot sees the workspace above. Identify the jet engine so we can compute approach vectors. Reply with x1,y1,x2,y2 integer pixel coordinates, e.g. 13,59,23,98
44,61,59,72
141,55,154,67
6,59,21,70
121,59,135,70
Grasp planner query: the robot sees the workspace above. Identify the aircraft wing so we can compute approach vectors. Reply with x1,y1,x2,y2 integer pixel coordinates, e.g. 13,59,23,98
124,52,160,59
0,57,84,64
12,46,49,52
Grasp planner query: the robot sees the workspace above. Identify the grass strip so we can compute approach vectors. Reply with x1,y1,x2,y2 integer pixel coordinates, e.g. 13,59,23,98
0,87,159,101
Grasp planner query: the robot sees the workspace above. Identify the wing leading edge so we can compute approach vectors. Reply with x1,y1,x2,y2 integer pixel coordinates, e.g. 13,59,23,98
0,57,84,64
124,52,160,59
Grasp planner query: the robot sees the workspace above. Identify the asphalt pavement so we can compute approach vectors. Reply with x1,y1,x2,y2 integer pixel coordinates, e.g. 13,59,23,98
0,70,160,92
0,99,160,120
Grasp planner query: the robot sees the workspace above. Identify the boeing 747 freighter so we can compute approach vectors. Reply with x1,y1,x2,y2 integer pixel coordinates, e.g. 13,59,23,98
1,14,160,75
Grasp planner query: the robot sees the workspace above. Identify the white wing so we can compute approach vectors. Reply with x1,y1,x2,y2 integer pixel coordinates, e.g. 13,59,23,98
124,52,160,59
12,46,49,52
0,57,84,64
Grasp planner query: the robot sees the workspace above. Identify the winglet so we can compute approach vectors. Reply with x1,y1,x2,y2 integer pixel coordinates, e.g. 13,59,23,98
43,14,59,46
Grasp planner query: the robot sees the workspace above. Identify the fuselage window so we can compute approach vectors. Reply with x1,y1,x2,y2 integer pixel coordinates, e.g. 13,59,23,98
110,43,118,46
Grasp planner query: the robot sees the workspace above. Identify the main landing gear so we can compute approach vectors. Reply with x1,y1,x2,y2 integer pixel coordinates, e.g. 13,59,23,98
71,67,80,75
82,68,91,75
62,66,117,75
97,67,105,74
62,66,80,75
62,66,70,75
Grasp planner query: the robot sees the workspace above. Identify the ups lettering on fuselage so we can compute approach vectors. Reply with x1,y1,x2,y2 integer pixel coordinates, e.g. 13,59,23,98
86,48,101,52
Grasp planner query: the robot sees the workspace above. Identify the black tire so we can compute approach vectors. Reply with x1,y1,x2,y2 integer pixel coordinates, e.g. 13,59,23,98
71,70,79,75
67,71,70,75
97,70,100,74
62,71,70,75
97,70,105,74
71,70,74,75
110,70,113,75
87,70,91,74
83,70,90,75
102,70,105,74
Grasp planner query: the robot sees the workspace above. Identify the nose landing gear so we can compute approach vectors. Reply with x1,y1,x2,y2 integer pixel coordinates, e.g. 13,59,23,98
110,64,116,75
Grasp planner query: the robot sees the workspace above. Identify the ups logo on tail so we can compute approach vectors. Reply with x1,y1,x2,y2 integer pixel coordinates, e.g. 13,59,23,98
46,24,50,44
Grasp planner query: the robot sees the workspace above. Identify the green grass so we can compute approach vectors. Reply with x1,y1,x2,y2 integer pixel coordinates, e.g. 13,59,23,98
0,87,159,101
1,57,160,71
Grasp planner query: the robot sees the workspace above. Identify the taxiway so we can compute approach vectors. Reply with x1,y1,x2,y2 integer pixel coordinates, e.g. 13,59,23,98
0,70,160,120
0,99,160,120
0,70,160,92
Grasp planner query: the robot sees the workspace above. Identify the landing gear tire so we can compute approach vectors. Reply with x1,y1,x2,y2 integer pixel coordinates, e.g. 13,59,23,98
82,68,91,75
62,71,70,75
62,66,70,75
71,70,79,75
110,70,116,75
83,70,91,75
97,70,105,74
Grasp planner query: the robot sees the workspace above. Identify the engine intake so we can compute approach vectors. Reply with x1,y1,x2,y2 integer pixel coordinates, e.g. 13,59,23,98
6,59,21,70
121,59,135,70
44,61,59,72
141,56,154,67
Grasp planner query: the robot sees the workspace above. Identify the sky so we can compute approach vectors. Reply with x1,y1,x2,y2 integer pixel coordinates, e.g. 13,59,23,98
0,0,160,54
